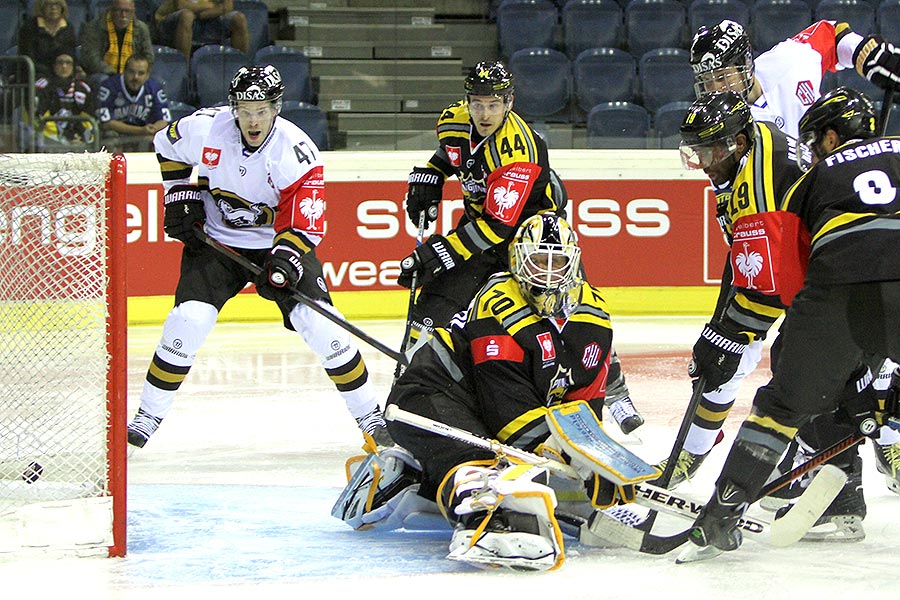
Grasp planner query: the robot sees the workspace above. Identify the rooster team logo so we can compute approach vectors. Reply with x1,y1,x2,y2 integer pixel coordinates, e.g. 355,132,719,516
485,162,541,225
537,332,556,362
202,147,221,168
446,145,461,167
300,189,325,230
735,241,764,289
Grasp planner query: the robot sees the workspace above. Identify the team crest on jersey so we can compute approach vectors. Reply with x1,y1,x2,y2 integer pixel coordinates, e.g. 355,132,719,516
202,147,221,168
582,342,601,370
485,162,540,225
297,167,326,234
546,364,572,405
796,80,816,106
537,332,556,362
446,145,461,167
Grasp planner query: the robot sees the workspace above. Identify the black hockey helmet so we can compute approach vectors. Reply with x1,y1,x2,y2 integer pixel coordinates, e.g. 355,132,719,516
690,19,755,98
679,91,753,170
796,86,877,170
465,60,515,100
228,65,285,112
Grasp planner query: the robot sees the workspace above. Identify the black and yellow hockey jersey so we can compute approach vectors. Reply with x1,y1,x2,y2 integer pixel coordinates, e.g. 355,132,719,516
391,272,620,452
781,136,900,285
715,121,804,338
425,101,563,261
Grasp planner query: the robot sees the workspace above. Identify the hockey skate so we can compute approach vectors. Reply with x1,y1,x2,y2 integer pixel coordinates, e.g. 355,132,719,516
683,480,748,558
873,441,900,495
654,448,709,488
127,408,162,448
605,396,645,435
795,457,866,543
445,462,564,571
355,406,394,448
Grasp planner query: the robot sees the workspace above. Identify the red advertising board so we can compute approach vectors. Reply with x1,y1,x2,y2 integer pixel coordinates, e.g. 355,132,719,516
122,177,728,297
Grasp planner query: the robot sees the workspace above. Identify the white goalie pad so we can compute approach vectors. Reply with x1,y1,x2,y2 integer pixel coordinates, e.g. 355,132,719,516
331,447,427,530
546,400,660,485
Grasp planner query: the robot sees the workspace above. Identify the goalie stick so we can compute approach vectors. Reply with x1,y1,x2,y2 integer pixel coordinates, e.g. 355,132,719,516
194,225,406,364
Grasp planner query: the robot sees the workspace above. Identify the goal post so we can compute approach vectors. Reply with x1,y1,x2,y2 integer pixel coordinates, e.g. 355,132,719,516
0,152,128,558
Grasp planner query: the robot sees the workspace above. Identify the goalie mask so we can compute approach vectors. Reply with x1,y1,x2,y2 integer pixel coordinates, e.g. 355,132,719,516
690,20,755,99
679,91,753,171
796,86,877,171
510,214,583,319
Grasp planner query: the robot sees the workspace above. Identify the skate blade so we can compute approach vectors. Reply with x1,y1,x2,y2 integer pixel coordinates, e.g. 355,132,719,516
801,515,865,543
675,543,723,564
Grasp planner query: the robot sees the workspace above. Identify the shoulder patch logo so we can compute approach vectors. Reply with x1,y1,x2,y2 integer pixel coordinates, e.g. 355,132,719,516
796,80,816,106
537,332,555,362
446,145,461,167
582,342,601,370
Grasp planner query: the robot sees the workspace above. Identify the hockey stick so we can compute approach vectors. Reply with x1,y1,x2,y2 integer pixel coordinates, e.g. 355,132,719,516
879,87,894,137
393,205,437,381
194,225,406,364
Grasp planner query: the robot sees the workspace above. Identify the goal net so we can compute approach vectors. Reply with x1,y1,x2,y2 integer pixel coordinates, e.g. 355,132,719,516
0,152,127,558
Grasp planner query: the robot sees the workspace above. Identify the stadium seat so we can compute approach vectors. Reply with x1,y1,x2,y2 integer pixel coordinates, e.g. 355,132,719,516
639,48,695,113
586,101,650,148
152,45,190,104
167,100,197,122
624,0,688,57
562,0,624,58
233,0,271,57
688,0,751,32
654,100,692,148
190,45,249,107
878,0,900,40
815,0,876,35
280,101,330,150
508,47,572,121
573,47,637,115
0,3,19,55
750,0,813,54
821,68,885,103
132,0,159,24
496,0,559,59
874,100,900,135
253,45,314,104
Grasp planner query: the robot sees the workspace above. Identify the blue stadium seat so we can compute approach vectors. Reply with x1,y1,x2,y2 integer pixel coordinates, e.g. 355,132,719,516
751,0,813,54
878,0,900,40
815,0,876,35
190,45,249,107
874,100,900,135
624,0,688,57
152,45,190,104
586,101,650,148
253,45,314,104
688,0,751,32
496,0,559,59
280,101,330,150
132,0,160,25
562,0,624,58
821,68,885,103
0,3,20,53
654,100,692,148
233,0,271,57
167,100,197,122
573,47,637,114
508,47,572,121
639,48,695,113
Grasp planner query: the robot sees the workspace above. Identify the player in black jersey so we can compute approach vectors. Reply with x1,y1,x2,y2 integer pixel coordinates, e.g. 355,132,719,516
687,87,900,555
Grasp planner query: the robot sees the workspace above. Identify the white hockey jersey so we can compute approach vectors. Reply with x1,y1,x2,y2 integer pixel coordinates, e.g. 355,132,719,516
154,106,326,251
752,21,865,137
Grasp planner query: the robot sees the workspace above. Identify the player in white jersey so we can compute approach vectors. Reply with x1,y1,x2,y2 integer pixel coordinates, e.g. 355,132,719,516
662,19,900,495
126,65,391,449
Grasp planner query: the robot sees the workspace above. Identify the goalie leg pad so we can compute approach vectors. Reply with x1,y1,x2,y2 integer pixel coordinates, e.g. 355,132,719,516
443,462,564,571
331,446,423,530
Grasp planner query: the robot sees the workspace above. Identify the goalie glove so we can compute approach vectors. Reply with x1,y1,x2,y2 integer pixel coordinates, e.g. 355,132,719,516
163,185,205,248
406,166,443,227
257,246,304,301
688,322,748,393
855,35,900,91
397,234,462,289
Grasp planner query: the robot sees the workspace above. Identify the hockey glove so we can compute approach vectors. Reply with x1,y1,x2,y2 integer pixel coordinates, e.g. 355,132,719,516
837,385,880,438
688,322,748,393
397,234,462,289
406,166,443,227
163,185,206,249
856,35,900,91
256,247,304,301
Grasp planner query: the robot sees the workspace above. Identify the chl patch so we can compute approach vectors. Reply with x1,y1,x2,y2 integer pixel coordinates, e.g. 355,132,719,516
796,80,816,106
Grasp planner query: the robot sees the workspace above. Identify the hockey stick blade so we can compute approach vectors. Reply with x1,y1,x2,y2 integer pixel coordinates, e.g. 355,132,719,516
193,225,406,364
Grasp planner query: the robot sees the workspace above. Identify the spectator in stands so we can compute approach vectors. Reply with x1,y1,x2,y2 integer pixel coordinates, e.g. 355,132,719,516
17,0,79,80
153,0,249,59
34,51,95,146
80,0,154,88
95,54,170,152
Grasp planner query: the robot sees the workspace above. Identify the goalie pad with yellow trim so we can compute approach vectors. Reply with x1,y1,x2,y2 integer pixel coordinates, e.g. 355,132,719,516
442,461,564,571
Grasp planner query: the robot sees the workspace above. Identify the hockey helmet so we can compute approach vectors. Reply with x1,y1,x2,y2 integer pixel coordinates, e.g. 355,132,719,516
465,60,515,100
509,213,583,319
228,65,285,113
690,20,755,99
796,86,877,170
679,91,753,170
